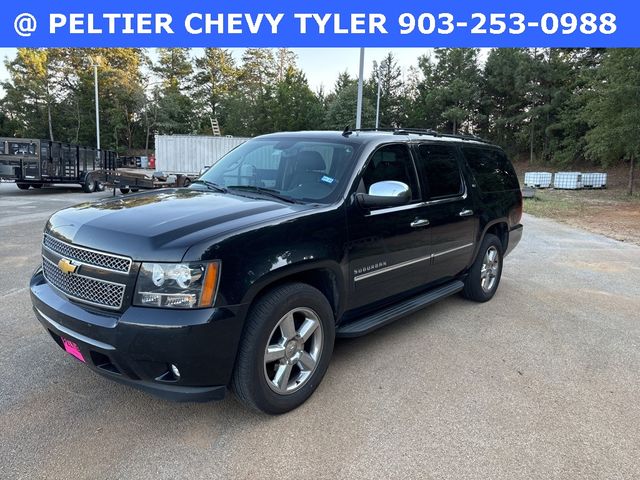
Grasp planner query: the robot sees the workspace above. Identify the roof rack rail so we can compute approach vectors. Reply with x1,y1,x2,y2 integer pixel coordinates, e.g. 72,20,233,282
346,127,492,144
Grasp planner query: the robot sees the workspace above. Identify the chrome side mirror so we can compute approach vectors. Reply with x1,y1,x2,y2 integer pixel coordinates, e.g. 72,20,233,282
355,180,411,209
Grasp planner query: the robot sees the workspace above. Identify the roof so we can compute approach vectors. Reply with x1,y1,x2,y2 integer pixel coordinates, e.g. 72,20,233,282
255,129,497,148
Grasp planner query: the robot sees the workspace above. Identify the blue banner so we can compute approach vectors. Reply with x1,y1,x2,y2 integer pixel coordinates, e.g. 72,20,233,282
2,0,637,47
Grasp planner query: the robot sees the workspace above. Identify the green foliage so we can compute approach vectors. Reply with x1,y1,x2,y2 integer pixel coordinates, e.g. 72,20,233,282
412,49,482,134
584,49,640,164
1,47,638,191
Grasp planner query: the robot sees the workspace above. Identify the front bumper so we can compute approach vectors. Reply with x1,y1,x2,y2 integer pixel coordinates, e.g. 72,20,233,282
30,269,247,402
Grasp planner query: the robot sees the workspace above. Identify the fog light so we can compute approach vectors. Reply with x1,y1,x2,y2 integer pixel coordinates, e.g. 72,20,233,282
170,364,180,378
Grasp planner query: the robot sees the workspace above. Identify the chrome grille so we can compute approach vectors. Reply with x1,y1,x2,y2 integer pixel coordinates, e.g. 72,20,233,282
43,234,131,273
42,257,125,309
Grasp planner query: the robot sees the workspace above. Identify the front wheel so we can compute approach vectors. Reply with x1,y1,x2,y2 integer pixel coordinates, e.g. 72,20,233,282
462,233,503,302
16,183,30,190
232,283,335,414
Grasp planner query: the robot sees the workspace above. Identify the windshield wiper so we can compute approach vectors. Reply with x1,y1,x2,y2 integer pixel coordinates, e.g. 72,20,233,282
191,179,228,193
227,185,300,204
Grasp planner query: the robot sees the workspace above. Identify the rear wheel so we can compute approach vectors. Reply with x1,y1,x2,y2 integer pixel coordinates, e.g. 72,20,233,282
82,175,95,193
119,187,130,194
95,181,105,192
16,183,30,190
462,233,503,302
130,188,140,193
232,283,335,414
31,183,43,189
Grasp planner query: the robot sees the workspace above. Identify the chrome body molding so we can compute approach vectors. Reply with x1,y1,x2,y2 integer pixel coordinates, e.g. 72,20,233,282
354,243,474,282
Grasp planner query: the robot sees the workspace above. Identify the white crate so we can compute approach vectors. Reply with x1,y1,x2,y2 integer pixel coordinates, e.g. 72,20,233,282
582,172,607,189
553,172,583,189
524,172,553,188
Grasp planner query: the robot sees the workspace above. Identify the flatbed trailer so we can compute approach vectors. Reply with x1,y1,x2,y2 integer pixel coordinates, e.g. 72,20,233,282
104,168,194,194
0,137,118,193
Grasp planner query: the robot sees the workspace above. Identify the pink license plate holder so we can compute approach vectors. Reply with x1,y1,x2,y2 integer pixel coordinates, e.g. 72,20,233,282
62,338,85,362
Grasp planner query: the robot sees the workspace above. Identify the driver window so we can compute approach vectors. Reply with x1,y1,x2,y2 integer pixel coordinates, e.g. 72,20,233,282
361,144,419,200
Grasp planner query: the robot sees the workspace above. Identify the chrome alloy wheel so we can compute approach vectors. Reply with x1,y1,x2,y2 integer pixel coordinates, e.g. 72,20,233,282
263,307,323,395
480,245,500,293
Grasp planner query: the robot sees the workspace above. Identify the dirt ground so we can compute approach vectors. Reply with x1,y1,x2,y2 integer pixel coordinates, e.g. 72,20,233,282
514,162,640,245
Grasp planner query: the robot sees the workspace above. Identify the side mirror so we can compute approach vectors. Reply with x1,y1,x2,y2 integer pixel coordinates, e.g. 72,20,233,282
355,181,411,209
199,165,211,176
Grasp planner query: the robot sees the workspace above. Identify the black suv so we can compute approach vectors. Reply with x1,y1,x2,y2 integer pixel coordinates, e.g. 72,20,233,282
30,129,523,414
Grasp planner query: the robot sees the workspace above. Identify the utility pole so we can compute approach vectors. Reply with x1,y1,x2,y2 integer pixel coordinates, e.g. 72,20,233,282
375,60,383,129
93,62,100,150
355,48,365,130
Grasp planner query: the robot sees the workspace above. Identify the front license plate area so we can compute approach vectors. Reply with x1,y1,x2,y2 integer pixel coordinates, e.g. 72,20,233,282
62,338,85,362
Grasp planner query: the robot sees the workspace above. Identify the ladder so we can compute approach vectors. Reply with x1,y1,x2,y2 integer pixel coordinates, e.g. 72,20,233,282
210,117,221,136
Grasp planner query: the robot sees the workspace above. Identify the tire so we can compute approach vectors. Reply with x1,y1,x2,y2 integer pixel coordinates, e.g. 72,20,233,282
119,188,130,194
16,183,30,190
130,188,140,193
462,233,503,302
182,177,191,187
31,184,43,189
82,175,95,193
232,283,335,414
95,181,105,192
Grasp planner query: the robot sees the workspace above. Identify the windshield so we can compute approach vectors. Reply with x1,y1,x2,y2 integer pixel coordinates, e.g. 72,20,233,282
198,137,360,204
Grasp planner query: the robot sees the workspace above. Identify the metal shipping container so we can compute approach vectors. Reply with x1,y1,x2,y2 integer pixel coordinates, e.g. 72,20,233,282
155,135,250,175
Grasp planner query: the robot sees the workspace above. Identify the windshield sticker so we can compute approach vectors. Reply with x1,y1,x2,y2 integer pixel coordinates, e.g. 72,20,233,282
321,176,335,184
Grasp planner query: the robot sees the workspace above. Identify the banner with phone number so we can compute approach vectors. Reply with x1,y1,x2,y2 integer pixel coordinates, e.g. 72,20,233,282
2,0,638,47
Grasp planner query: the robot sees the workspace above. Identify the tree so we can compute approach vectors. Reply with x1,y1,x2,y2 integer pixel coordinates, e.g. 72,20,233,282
413,49,482,134
480,48,532,157
2,48,65,141
325,79,375,130
194,48,238,134
153,48,197,135
370,53,405,128
585,49,640,195
270,68,323,131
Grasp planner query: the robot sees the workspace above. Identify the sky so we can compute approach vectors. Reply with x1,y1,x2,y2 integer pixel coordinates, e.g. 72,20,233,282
0,47,436,93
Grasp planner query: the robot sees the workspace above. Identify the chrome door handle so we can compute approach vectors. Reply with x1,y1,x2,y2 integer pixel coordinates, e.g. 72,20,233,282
410,218,430,228
459,209,474,217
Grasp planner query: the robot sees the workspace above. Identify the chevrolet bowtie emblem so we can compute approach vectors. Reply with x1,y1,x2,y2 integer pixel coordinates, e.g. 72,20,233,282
58,258,78,275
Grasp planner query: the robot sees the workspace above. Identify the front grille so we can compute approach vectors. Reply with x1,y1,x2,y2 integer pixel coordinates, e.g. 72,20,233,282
43,234,131,273
42,257,126,309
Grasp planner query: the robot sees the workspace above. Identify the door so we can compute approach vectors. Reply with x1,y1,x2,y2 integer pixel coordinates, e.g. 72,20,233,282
413,143,479,284
347,143,432,309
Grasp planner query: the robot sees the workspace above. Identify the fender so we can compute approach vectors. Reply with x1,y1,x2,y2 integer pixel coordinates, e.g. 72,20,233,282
469,217,510,265
239,258,347,319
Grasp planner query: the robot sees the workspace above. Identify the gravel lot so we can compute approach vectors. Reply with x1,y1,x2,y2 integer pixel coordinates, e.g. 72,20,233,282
1,182,639,480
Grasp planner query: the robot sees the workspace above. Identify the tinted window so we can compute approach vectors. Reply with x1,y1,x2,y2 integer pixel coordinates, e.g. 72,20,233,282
361,144,420,200
462,147,520,192
416,144,463,198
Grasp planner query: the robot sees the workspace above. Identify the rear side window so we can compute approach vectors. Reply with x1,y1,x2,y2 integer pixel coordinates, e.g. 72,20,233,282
462,147,520,192
415,144,463,198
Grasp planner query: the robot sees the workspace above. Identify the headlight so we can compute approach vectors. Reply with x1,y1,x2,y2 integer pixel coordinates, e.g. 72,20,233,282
134,261,220,309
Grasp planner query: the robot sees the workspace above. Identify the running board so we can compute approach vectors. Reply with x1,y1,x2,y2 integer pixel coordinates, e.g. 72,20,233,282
336,280,464,338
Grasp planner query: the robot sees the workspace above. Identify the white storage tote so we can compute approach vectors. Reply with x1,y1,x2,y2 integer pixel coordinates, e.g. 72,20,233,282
582,173,607,189
524,172,553,188
553,172,583,189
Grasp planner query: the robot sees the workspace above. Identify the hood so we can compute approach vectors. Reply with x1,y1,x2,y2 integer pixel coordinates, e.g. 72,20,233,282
46,188,311,261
